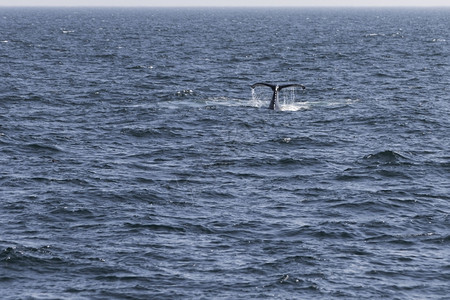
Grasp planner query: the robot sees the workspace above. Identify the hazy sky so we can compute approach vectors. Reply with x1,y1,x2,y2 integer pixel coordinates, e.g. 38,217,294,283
0,0,449,6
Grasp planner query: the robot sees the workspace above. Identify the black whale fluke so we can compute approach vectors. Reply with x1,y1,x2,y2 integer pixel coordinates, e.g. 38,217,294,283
251,83,306,110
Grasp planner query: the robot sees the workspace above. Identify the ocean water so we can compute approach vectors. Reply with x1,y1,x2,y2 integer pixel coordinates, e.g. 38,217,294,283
1,7,449,299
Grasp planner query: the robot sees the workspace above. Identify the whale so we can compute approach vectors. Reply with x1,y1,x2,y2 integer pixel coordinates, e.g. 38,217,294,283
251,83,306,110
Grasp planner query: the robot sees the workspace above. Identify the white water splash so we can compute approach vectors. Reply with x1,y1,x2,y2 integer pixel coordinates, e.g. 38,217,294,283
250,86,309,111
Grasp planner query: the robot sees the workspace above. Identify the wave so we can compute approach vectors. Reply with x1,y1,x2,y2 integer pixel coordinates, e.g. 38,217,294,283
123,222,186,233
25,143,63,153
0,245,65,268
121,127,177,138
363,150,409,164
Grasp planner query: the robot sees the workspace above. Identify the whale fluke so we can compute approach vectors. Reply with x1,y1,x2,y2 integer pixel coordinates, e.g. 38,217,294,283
251,83,306,110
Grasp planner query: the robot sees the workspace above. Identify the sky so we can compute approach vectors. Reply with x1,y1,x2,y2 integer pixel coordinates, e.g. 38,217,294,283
0,0,449,6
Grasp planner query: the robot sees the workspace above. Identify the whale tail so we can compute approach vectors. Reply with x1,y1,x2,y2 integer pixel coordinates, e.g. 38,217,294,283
251,83,305,110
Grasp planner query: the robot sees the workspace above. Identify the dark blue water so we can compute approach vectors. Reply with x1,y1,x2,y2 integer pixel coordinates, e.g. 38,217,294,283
1,7,449,299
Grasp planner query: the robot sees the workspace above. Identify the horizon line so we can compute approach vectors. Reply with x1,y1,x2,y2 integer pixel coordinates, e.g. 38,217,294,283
1,5,449,7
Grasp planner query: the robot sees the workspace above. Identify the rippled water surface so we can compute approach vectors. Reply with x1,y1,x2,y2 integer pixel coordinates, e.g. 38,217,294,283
1,7,449,299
